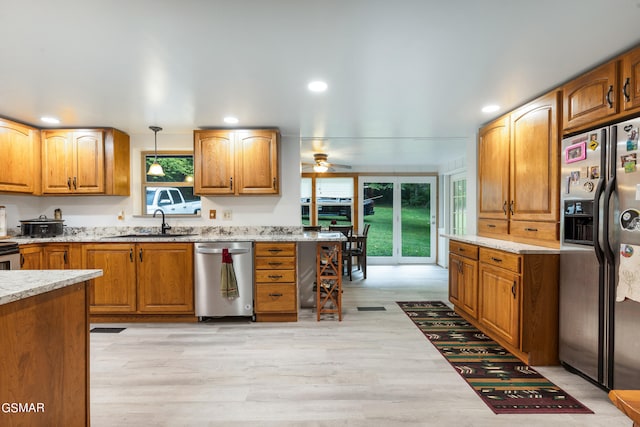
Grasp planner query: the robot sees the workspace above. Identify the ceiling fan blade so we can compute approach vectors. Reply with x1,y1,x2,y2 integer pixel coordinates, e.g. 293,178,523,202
328,163,352,169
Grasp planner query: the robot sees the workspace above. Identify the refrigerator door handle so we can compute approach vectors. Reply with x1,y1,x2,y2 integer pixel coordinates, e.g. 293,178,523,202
602,127,616,266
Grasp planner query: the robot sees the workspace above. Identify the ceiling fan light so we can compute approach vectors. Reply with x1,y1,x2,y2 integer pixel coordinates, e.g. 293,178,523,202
313,164,328,173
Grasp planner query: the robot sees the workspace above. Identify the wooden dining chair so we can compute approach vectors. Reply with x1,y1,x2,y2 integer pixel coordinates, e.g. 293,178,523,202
350,223,370,279
328,225,354,280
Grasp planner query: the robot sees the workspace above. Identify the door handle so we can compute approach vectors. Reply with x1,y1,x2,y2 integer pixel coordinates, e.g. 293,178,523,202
606,85,614,108
509,200,515,215
130,248,133,262
229,177,233,190
139,248,143,262
502,201,507,215
511,281,517,298
73,176,77,190
623,77,631,102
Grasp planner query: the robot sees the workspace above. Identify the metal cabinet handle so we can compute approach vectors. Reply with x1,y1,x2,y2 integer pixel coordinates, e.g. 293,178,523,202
67,177,71,190
457,247,465,253
20,254,24,267
268,293,283,297
73,176,77,189
268,248,283,254
129,248,133,262
623,77,631,102
511,281,517,299
509,200,515,216
268,262,283,267
524,227,538,232
487,224,496,228
606,85,614,108
139,248,143,262
490,257,502,263
63,250,68,265
229,177,233,190
268,274,283,280
273,177,276,189
502,201,507,215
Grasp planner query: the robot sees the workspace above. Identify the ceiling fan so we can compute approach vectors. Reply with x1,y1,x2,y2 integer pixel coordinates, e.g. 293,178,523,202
302,153,352,173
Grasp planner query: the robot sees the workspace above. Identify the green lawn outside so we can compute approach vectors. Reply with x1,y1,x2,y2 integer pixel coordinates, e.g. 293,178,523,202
364,205,430,257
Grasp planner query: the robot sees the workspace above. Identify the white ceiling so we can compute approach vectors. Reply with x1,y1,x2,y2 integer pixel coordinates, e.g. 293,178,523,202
2,0,640,170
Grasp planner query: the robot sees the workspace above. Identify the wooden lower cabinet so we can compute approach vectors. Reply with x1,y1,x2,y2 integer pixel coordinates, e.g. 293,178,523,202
254,242,297,322
83,242,194,321
449,240,559,365
0,281,90,427
19,244,43,270
448,241,478,319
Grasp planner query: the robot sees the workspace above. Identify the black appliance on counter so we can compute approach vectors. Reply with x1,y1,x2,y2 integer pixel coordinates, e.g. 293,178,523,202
20,215,64,237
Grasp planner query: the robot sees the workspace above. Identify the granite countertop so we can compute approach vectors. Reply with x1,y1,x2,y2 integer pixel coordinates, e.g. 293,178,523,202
8,226,346,244
0,269,103,306
442,234,560,254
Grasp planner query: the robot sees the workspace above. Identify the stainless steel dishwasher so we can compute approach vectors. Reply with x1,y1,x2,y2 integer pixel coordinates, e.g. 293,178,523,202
194,242,254,319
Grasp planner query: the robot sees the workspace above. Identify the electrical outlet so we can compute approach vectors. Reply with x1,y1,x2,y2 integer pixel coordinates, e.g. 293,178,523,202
209,209,216,219
117,210,125,221
223,210,232,220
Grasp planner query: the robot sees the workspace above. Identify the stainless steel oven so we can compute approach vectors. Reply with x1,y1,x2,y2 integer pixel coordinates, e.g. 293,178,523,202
0,241,20,270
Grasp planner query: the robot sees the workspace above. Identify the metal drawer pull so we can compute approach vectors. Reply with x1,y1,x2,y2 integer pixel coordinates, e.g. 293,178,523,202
490,257,502,263
269,262,283,267
268,249,283,254
268,292,283,297
268,274,283,280
524,227,538,232
457,247,465,252
487,224,496,228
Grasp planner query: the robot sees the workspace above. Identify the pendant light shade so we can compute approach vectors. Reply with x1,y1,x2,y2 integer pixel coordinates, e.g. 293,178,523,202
147,126,165,176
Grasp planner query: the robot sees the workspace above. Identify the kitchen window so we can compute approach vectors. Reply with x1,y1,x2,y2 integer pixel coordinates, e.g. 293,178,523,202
451,174,466,235
301,175,356,228
141,151,201,216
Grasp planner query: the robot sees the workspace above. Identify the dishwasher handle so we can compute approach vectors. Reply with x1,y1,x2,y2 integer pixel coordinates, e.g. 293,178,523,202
196,247,251,255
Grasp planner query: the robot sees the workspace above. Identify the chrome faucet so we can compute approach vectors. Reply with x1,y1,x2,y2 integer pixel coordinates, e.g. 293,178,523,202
153,209,172,234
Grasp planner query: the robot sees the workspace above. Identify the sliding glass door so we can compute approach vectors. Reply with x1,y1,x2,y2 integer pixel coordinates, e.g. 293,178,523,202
359,176,436,264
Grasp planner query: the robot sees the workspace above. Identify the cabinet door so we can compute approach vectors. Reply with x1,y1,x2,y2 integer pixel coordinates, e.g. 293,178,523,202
83,243,137,313
42,131,75,193
449,253,463,306
73,130,104,193
563,60,618,132
19,245,42,270
460,257,478,318
621,48,640,114
0,119,38,193
236,130,279,194
478,115,510,220
478,263,520,347
510,91,559,222
194,130,235,195
137,243,194,313
44,244,71,269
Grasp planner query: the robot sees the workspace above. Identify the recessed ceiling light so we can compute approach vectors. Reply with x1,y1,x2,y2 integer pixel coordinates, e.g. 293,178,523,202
308,81,328,92
481,105,500,113
223,116,239,124
40,116,60,124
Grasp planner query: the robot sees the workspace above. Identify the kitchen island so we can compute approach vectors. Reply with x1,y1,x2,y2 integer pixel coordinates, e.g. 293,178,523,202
0,269,102,427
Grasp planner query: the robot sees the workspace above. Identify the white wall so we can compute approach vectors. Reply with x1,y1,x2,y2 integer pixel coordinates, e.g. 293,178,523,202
0,132,302,230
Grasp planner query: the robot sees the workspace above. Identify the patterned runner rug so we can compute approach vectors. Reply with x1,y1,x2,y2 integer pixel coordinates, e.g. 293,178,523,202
397,301,593,414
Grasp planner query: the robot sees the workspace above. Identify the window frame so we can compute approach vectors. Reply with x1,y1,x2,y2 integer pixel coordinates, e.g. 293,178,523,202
141,150,201,217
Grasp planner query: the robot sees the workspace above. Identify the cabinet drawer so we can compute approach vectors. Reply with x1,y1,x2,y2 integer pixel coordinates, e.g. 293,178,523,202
479,248,521,273
477,219,509,236
449,241,478,260
255,284,296,312
255,243,296,257
509,220,558,242
255,269,296,283
255,256,296,270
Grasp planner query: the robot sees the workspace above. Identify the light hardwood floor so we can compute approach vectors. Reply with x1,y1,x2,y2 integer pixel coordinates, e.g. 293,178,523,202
90,265,629,426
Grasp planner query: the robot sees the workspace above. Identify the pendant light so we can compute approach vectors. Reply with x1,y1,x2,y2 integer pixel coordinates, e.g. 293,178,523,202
147,126,165,176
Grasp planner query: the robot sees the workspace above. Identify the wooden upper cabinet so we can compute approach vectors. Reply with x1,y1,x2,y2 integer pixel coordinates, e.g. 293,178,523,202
621,47,640,114
194,128,279,196
562,60,618,132
510,91,560,222
42,129,105,194
478,114,510,220
41,128,129,195
0,118,40,194
194,130,235,195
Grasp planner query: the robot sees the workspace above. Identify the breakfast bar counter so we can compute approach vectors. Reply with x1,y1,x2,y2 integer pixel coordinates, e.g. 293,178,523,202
0,269,102,427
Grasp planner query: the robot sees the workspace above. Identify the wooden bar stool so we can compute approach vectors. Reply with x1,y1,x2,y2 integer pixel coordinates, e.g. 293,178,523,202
316,242,342,321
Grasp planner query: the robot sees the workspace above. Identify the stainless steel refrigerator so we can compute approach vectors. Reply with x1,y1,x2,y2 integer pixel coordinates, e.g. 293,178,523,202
560,118,640,389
